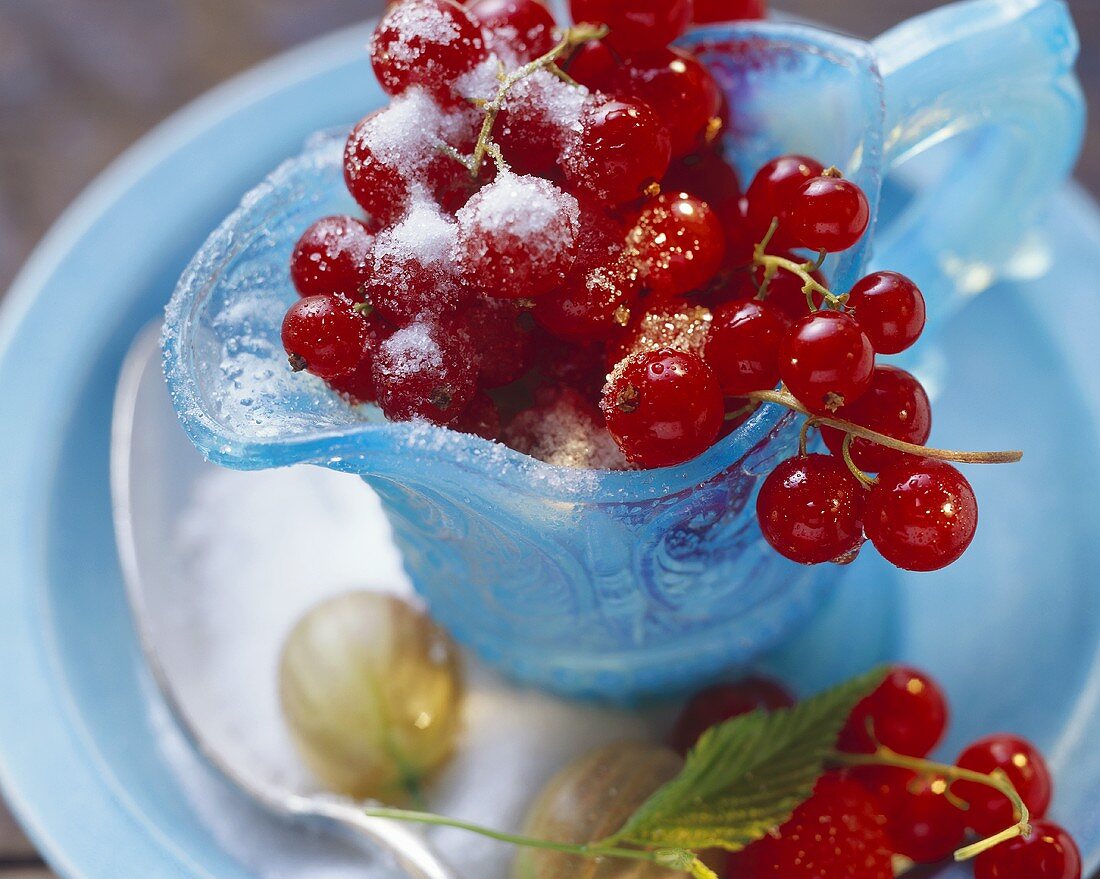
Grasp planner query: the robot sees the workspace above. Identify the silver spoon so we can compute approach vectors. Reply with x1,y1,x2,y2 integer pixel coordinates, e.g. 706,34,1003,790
110,322,457,879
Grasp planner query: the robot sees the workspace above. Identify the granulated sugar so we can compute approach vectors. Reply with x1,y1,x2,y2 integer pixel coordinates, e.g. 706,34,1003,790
150,462,661,878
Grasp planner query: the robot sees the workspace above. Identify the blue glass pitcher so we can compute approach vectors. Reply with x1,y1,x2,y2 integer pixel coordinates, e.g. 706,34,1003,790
163,0,1083,701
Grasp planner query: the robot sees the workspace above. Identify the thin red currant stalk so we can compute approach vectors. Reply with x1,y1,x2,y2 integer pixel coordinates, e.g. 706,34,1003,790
747,387,1023,466
832,748,1032,861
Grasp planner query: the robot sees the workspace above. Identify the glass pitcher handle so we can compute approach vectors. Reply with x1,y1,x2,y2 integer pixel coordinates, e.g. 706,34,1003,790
870,0,1084,324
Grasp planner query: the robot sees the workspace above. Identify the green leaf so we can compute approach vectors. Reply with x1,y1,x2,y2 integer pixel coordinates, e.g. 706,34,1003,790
608,667,886,854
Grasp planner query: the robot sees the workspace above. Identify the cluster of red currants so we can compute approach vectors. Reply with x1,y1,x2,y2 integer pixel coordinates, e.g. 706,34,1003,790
671,668,1081,879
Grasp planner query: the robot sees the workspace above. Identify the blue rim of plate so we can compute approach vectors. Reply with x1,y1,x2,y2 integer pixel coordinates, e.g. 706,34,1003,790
2,13,1100,879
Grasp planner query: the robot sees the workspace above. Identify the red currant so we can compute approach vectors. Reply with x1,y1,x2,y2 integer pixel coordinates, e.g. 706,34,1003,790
370,0,488,107
694,0,766,23
601,348,724,468
669,678,795,754
451,390,502,440
730,774,893,879
779,311,875,414
820,366,932,473
456,171,580,299
704,299,789,396
846,271,926,355
609,48,722,159
372,320,480,424
628,191,726,300
788,176,870,253
755,454,866,565
325,310,395,403
534,254,641,342
467,0,556,64
496,70,588,176
839,665,948,757
281,294,369,380
744,155,825,247
533,333,610,397
569,0,694,55
864,459,978,572
561,39,617,91
463,296,535,387
974,821,1081,879
857,767,966,863
290,216,373,299
662,149,743,219
955,735,1053,837
561,97,672,206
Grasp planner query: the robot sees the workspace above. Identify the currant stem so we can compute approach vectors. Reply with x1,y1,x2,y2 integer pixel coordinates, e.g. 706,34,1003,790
840,432,876,489
833,748,1031,861
747,389,1023,465
469,23,608,174
752,220,842,310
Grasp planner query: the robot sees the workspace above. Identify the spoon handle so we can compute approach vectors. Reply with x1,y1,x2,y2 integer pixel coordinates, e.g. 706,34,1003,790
305,796,459,879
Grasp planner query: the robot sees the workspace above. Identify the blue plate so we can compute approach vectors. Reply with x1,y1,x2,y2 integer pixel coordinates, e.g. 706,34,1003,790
1,18,1099,879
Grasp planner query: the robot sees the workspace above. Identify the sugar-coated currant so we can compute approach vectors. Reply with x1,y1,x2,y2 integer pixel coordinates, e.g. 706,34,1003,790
455,171,580,300
495,72,574,176
467,0,557,64
729,774,893,879
569,0,694,55
779,311,875,414
607,297,714,367
463,297,535,387
847,271,926,355
821,366,932,473
839,665,948,757
608,48,722,158
858,767,966,864
704,299,790,396
755,454,866,565
744,154,825,247
602,348,724,468
864,459,978,572
290,216,373,299
974,821,1081,879
669,678,795,754
694,0,766,22
370,0,488,107
561,97,672,206
954,734,1053,837
534,253,641,341
788,175,870,252
326,310,395,403
372,321,481,424
282,294,369,380
627,191,726,300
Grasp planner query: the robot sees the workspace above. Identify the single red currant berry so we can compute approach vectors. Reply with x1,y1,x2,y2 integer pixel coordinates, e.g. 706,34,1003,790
788,175,870,252
450,390,502,441
744,154,825,246
496,71,582,176
569,0,694,55
561,39,617,91
974,821,1081,879
704,299,790,396
281,294,369,380
628,191,727,300
846,271,927,355
661,149,743,219
608,48,722,159
955,735,1053,837
456,171,580,300
290,216,373,299
864,459,978,572
561,97,672,206
372,321,481,424
694,0,766,23
779,311,875,414
730,774,893,879
326,310,395,403
601,348,724,468
857,767,966,864
370,0,488,107
839,665,948,757
669,678,795,754
467,0,556,63
533,333,610,398
534,253,641,342
821,366,932,473
463,296,535,387
755,454,866,565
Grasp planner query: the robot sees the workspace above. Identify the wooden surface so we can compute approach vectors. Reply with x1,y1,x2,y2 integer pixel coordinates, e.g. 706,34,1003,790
0,0,1097,875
